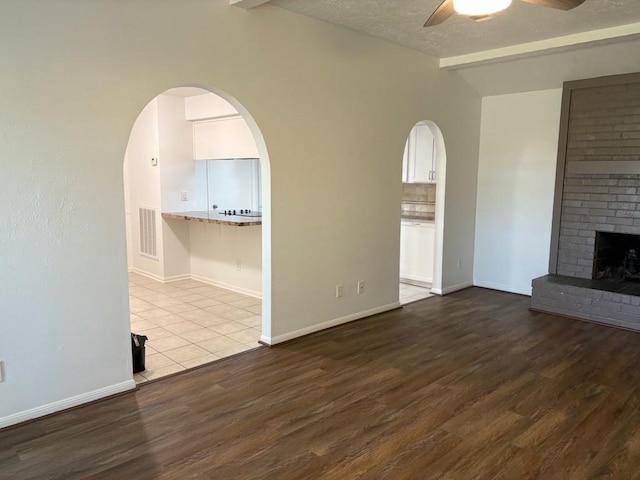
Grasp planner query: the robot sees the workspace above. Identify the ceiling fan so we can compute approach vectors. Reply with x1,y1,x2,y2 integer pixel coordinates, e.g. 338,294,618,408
424,0,586,27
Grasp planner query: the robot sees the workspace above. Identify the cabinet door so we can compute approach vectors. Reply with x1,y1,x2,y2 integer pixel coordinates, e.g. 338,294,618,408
405,124,435,184
400,222,435,284
193,117,259,160
412,124,434,183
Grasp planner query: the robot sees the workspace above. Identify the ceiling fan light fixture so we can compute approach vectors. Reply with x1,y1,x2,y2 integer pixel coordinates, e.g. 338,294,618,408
453,0,512,16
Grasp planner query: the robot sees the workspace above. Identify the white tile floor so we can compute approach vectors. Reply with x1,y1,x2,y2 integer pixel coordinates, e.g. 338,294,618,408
129,273,262,384
399,282,434,305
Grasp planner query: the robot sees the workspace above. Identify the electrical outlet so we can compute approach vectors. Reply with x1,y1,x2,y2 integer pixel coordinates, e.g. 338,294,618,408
457,259,462,269
0,361,4,382
335,284,344,298
357,280,365,295
236,259,241,271
181,191,189,201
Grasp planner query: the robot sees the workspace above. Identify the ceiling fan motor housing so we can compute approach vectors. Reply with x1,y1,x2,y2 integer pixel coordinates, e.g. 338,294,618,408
425,0,586,27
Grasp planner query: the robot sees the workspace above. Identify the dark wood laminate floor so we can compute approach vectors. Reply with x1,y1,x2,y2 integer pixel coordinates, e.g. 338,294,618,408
3,287,640,479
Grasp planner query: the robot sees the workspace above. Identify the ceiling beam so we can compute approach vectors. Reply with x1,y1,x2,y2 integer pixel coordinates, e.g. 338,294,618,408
230,0,272,9
440,22,640,70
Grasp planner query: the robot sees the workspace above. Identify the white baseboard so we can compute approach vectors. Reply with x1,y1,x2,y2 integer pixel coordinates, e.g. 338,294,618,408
164,273,192,283
431,280,473,296
0,380,136,430
128,269,261,298
189,274,261,299
128,268,167,283
400,275,433,286
400,277,432,288
473,279,532,296
262,302,401,346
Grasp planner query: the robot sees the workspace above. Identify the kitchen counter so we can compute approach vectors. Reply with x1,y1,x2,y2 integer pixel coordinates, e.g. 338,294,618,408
401,212,434,222
162,211,262,227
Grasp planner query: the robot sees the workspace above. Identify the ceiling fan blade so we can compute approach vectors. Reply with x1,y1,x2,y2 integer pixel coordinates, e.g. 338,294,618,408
520,0,586,10
424,0,455,27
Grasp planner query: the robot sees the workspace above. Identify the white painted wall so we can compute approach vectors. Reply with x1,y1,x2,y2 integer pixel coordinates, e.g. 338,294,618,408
124,98,163,278
437,91,481,294
157,95,194,279
0,1,481,426
474,89,562,295
123,152,134,268
158,95,197,214
190,223,262,297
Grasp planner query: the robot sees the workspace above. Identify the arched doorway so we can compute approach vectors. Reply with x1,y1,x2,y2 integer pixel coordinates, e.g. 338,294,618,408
399,120,446,303
122,85,271,382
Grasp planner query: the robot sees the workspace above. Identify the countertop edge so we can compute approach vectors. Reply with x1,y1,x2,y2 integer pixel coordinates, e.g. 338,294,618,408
401,215,435,222
162,212,262,227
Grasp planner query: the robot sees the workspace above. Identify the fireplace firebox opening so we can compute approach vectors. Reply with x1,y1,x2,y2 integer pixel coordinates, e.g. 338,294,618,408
593,231,640,282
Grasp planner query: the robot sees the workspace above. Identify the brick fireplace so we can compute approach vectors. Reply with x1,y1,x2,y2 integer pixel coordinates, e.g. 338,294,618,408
531,73,640,331
556,173,640,279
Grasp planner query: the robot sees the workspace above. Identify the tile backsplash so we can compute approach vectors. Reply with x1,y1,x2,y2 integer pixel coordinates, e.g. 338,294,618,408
402,183,436,218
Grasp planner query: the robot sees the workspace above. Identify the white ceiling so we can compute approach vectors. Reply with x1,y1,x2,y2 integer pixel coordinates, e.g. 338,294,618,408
269,0,640,58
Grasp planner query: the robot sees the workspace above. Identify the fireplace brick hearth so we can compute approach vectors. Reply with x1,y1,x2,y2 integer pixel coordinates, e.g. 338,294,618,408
532,275,640,331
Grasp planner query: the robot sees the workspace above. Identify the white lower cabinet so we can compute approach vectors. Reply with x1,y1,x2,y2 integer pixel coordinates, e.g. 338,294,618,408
400,220,435,285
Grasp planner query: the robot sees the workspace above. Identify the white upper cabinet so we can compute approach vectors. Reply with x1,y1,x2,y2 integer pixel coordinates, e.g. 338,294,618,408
193,117,259,160
185,93,238,121
402,123,436,184
187,92,259,160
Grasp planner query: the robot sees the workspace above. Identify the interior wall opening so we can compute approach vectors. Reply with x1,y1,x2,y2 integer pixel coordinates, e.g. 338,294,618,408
122,85,271,383
399,120,446,304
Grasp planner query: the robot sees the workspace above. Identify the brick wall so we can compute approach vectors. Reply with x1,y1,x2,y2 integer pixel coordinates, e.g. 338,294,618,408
557,173,640,277
567,83,640,162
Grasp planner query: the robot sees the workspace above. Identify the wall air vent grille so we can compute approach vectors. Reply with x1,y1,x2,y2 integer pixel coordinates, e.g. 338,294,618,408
139,207,158,259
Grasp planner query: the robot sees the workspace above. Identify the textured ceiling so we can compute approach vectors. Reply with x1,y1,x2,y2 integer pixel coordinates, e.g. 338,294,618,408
269,0,640,58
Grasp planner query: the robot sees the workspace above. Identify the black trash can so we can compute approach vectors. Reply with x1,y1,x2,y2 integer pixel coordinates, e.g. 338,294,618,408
131,333,148,373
